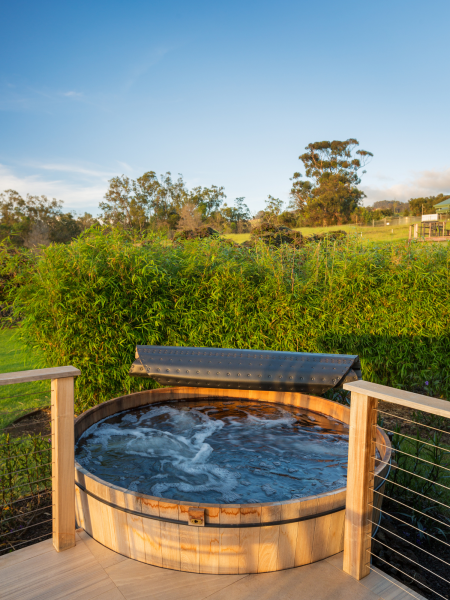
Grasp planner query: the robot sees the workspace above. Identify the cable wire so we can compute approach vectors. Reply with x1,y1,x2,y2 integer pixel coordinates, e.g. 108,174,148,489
0,437,53,451
368,565,427,600
370,519,450,569
0,505,52,524
369,552,448,600
375,457,450,492
372,537,450,586
369,504,450,549
377,408,450,436
0,531,52,551
379,426,450,454
376,441,450,474
1,477,52,493
0,490,51,510
375,475,450,511
2,419,50,429
0,448,51,461
0,462,52,477
0,518,52,539
372,490,450,530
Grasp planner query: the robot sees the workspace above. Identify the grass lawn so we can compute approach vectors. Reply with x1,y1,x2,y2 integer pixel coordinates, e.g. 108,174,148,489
0,329,50,430
223,223,431,244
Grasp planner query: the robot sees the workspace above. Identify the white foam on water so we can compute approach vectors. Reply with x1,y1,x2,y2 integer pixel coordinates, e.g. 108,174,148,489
75,400,349,504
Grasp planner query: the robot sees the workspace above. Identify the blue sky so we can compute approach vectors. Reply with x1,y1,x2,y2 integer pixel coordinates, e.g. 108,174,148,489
1,0,450,216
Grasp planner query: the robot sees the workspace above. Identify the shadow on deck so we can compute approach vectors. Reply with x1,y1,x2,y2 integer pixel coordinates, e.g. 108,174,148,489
0,530,425,600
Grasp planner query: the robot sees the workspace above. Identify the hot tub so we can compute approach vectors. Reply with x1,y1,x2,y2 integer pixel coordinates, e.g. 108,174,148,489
74,386,391,574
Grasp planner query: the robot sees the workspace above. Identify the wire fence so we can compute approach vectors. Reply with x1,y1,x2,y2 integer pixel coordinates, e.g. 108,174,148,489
372,216,422,227
370,400,450,600
0,385,52,556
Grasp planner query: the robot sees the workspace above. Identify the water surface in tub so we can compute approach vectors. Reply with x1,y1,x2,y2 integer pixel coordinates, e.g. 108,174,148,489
75,399,349,504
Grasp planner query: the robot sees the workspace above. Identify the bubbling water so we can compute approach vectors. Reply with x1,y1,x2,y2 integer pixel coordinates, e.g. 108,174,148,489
75,399,349,504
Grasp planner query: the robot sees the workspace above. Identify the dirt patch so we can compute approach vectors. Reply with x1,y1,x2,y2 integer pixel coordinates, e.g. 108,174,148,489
3,408,51,440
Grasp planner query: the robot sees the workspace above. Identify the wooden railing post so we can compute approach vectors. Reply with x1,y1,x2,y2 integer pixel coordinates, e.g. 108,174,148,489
343,392,378,580
51,376,76,552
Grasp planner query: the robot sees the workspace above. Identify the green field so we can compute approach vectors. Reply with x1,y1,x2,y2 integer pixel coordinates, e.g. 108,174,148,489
0,329,50,429
223,223,416,244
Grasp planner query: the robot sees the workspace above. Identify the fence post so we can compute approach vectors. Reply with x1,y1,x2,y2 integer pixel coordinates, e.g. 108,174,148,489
51,376,76,552
343,392,378,580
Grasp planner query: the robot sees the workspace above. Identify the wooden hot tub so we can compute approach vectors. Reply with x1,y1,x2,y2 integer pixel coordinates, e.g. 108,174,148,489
74,387,391,574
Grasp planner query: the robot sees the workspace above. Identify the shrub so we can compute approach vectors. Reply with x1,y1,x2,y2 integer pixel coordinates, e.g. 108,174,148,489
2,229,450,412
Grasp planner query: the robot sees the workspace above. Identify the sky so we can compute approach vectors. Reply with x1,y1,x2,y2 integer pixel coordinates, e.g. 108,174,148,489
1,0,450,217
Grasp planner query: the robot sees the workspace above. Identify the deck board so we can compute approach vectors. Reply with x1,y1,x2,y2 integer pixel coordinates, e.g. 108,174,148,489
0,533,425,600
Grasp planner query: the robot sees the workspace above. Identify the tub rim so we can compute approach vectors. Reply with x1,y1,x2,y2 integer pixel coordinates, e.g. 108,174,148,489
74,386,391,517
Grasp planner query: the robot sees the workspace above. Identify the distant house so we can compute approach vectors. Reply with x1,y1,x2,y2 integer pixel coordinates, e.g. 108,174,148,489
435,197,450,215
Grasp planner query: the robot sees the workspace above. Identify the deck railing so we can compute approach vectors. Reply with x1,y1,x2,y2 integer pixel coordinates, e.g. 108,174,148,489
2,365,449,599
342,380,450,599
0,367,80,553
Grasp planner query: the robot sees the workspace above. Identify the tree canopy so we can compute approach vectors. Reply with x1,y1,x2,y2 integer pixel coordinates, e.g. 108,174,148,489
99,171,226,231
290,139,373,226
408,194,450,216
0,189,94,247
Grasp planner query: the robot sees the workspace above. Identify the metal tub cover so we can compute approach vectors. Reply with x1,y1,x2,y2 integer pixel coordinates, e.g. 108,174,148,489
129,346,361,395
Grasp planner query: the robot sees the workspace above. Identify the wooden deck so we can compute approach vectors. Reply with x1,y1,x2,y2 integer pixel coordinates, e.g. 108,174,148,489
0,530,425,600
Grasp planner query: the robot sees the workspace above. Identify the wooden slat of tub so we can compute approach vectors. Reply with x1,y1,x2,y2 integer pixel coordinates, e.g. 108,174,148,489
219,505,240,574
199,505,220,574
127,513,146,562
90,478,114,552
110,512,129,558
76,468,110,503
85,478,138,558
324,490,346,557
108,484,141,512
78,487,92,535
101,485,130,557
258,504,281,573
239,505,261,574
88,492,104,546
81,476,105,545
74,485,85,530
311,492,339,563
294,496,318,566
179,503,200,573
140,497,162,568
277,501,301,570
74,470,92,535
159,502,181,570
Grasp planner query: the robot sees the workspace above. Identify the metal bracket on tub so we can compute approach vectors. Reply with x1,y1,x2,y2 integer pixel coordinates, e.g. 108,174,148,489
188,507,205,527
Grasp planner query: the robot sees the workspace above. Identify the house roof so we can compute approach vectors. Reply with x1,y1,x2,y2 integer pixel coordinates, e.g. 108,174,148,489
435,197,450,208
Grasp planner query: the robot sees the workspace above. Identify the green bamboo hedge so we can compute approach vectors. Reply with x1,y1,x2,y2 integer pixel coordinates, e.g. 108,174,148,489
2,229,449,413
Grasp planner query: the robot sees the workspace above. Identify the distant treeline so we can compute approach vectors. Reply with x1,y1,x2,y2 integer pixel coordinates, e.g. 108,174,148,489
1,138,449,248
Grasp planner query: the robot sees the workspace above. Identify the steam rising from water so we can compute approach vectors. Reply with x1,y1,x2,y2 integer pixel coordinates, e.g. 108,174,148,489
75,400,349,503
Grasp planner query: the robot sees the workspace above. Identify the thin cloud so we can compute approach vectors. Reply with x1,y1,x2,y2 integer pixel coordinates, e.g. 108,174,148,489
0,163,105,214
37,162,115,178
116,161,134,172
362,167,450,204
62,91,83,97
